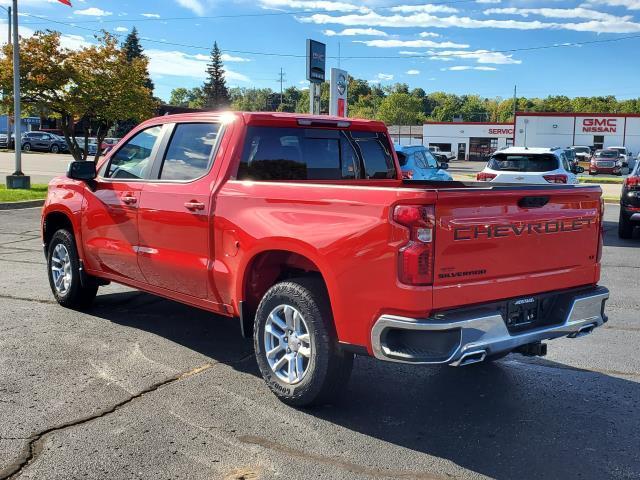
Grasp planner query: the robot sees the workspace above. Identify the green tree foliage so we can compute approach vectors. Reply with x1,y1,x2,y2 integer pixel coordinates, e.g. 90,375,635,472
121,27,154,93
169,87,205,109
0,31,156,161
377,93,425,125
203,42,230,110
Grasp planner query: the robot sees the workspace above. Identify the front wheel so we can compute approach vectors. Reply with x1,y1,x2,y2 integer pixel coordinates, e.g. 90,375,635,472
22,143,31,152
254,278,353,407
50,144,59,154
47,229,98,309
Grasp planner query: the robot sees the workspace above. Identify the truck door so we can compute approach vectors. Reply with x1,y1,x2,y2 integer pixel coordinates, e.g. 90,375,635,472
136,122,223,299
81,124,164,282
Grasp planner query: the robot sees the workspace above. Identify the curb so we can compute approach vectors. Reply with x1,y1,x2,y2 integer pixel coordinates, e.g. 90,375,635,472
0,199,45,210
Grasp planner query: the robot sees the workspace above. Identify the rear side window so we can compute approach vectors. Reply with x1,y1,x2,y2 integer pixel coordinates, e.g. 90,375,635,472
159,123,220,181
351,131,396,179
237,126,396,181
396,152,408,167
106,125,162,179
488,154,559,172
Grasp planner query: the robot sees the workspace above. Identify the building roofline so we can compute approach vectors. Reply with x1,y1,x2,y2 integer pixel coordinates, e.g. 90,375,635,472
515,111,640,118
424,121,513,126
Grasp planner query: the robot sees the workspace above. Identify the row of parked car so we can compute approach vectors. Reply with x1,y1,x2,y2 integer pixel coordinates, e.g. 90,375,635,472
0,131,120,156
570,145,636,176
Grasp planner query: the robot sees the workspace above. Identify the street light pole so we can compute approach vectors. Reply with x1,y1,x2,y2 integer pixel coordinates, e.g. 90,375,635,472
6,0,29,189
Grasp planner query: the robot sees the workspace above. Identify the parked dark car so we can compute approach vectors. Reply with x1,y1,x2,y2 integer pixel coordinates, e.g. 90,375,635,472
21,132,68,153
619,161,640,238
0,133,15,149
589,149,626,176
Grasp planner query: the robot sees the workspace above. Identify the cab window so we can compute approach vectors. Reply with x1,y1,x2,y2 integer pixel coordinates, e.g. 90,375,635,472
158,123,220,181
105,126,162,180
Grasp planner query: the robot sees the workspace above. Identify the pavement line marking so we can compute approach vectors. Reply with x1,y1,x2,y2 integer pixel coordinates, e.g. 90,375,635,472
0,362,214,480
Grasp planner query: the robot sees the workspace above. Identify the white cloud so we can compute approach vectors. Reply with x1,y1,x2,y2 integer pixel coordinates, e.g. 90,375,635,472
389,4,458,13
221,53,251,62
418,31,440,38
476,0,501,3
428,56,454,61
175,0,206,16
355,39,469,48
75,7,112,16
260,0,368,12
114,26,129,32
141,13,161,18
146,49,250,83
406,69,420,75
443,66,497,71
0,22,92,50
376,72,394,80
429,49,522,64
323,27,388,36
583,0,640,9
299,10,640,33
484,7,630,21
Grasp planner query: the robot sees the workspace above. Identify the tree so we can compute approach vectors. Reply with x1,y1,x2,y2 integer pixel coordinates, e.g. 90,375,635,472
122,27,154,93
203,42,230,110
169,87,205,109
0,31,156,161
376,93,425,125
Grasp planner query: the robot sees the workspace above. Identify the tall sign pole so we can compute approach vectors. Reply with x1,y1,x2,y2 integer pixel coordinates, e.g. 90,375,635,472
306,39,325,115
329,68,348,117
6,0,29,189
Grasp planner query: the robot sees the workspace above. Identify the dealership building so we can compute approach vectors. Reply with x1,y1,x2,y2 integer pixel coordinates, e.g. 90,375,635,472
393,112,640,161
417,122,514,161
514,112,640,154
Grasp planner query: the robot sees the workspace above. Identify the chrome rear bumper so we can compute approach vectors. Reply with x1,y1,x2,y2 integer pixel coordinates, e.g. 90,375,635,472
371,286,609,366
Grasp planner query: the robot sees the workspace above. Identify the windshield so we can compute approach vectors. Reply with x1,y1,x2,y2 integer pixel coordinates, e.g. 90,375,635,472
611,148,626,154
417,150,439,169
596,150,618,158
573,147,590,154
564,150,576,160
488,153,558,172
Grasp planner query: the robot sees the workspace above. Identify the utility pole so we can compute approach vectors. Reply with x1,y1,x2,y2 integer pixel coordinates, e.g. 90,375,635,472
277,68,285,108
7,6,11,45
512,85,517,121
7,0,29,189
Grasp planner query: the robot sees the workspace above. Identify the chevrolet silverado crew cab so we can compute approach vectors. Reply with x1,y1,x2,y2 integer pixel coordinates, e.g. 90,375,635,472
42,112,609,406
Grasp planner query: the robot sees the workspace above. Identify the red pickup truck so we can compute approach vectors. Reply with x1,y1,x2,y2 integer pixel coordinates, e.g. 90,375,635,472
42,112,609,406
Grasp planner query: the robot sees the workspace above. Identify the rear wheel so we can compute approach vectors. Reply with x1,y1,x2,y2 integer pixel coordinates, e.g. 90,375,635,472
50,144,59,154
618,210,634,239
254,278,353,407
47,229,98,309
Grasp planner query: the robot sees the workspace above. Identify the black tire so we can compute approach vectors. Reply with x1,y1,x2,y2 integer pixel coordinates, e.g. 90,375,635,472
253,277,353,407
618,210,634,239
22,143,31,152
50,144,59,154
47,229,98,309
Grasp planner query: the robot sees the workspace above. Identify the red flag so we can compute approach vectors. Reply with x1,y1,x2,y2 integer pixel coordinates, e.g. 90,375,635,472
57,0,72,5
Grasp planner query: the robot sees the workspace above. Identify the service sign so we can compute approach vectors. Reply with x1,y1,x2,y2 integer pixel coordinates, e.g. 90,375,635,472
582,118,617,133
306,39,326,83
329,68,348,117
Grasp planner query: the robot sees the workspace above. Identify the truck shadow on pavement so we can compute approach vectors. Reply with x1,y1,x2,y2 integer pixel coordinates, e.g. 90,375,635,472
603,220,640,246
90,291,639,480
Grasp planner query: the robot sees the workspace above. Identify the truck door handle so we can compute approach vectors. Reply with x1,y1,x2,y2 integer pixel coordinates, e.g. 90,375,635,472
184,201,205,211
121,194,137,205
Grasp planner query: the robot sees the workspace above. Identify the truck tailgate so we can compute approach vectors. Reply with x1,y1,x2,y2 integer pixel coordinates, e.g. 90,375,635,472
433,185,602,310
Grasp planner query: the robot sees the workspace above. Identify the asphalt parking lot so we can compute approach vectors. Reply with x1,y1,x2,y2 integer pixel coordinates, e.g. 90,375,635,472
0,206,639,480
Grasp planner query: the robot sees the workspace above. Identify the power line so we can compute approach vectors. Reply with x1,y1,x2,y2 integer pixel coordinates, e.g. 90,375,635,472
16,12,640,61
19,0,480,25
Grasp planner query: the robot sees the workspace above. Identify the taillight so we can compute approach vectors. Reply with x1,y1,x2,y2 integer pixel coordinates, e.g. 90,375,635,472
476,172,496,181
402,170,414,180
597,198,604,262
393,205,435,286
543,174,568,184
624,176,640,189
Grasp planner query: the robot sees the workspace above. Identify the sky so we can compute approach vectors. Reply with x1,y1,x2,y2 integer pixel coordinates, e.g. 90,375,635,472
0,0,639,102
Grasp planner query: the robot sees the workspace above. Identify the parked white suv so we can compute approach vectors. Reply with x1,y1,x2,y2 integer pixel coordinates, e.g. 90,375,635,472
477,147,583,184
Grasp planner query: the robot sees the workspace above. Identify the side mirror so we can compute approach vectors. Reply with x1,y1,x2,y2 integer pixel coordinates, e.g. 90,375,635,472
439,162,449,170
67,161,96,181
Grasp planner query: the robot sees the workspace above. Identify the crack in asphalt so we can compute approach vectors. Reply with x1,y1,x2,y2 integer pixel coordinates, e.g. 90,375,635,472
0,294,57,305
0,363,214,480
238,435,449,480
0,258,44,266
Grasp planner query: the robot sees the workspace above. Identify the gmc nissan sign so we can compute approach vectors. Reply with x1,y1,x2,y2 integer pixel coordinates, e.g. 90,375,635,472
582,118,617,133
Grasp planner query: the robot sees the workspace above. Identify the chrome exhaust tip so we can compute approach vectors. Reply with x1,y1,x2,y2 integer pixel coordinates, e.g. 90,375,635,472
453,350,487,367
568,323,596,338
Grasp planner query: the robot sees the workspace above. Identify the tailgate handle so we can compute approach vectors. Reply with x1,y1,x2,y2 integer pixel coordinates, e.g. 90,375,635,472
518,196,550,209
